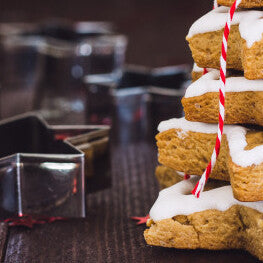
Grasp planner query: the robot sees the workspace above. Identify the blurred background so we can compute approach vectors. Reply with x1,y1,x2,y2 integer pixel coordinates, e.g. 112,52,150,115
0,0,212,143
1,0,211,66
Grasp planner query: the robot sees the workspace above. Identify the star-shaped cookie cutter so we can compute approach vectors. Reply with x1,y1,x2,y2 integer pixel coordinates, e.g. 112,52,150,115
84,65,190,142
0,113,110,220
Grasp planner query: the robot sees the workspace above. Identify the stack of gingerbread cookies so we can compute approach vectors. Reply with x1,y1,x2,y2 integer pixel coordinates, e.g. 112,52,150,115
144,1,263,260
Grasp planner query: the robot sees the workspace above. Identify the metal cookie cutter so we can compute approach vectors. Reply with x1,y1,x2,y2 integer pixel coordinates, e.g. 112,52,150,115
84,64,190,142
0,113,110,220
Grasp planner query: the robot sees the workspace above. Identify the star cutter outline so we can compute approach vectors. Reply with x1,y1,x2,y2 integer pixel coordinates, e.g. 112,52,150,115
0,112,110,220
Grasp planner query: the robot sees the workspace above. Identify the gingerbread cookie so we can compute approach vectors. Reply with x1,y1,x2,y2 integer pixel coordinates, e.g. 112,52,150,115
155,166,184,189
186,7,263,79
144,176,263,261
218,0,263,8
156,121,230,181
182,70,263,126
155,165,228,189
156,117,263,202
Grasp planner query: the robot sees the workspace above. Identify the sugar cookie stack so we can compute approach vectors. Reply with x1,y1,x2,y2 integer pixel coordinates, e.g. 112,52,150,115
144,1,263,260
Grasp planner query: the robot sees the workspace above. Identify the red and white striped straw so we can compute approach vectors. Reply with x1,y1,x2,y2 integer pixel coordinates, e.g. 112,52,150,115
192,0,241,198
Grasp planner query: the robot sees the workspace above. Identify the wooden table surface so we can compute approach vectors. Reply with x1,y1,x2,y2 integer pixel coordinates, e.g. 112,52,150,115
0,140,260,262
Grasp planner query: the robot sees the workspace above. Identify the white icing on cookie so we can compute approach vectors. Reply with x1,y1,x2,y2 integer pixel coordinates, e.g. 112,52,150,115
227,126,263,167
184,70,263,98
192,63,203,72
158,116,236,134
239,17,263,48
158,117,263,167
187,6,263,39
175,171,185,177
149,176,263,221
192,63,214,73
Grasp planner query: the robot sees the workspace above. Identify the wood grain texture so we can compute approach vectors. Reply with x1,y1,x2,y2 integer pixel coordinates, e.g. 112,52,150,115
3,143,261,263
0,223,8,262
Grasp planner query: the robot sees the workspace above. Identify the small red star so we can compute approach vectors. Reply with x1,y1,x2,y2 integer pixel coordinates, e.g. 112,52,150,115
131,214,150,225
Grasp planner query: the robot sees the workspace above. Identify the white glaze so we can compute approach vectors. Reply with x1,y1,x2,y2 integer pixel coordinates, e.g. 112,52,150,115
192,63,214,73
158,116,236,134
184,71,263,98
192,63,203,72
227,126,263,167
239,17,263,48
175,171,185,177
187,6,263,39
158,117,263,167
149,176,263,221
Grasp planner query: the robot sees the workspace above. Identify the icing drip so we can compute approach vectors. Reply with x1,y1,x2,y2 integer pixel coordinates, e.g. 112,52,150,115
239,17,263,48
192,63,214,73
158,117,236,134
192,63,204,72
187,6,263,39
149,176,263,221
184,71,263,98
227,127,263,167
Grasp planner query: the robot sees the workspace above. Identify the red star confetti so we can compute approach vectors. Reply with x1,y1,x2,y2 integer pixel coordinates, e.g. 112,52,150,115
131,215,150,225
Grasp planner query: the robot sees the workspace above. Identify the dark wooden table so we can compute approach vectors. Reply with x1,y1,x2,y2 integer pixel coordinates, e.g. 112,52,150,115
0,140,261,262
